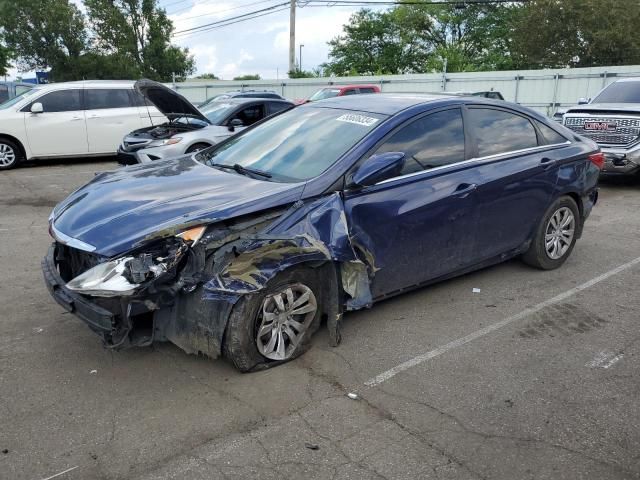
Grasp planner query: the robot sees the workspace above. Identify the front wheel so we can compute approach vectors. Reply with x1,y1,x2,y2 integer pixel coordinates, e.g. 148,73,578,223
0,139,22,170
522,196,580,270
223,267,323,372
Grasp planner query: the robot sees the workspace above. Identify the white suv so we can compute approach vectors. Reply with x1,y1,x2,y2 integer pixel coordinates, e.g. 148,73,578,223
0,80,165,170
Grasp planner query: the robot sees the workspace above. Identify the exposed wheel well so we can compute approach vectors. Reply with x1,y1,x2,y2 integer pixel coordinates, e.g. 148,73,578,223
0,134,26,159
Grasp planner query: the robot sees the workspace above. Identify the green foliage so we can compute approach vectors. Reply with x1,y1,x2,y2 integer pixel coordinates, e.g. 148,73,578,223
325,0,640,75
288,68,316,78
195,73,220,80
0,0,194,81
233,74,261,81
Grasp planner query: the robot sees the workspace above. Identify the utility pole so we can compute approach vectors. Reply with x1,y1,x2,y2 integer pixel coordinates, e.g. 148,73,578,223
299,44,304,72
289,0,296,74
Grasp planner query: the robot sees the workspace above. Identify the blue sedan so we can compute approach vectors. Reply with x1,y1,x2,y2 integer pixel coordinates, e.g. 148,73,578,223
43,94,602,371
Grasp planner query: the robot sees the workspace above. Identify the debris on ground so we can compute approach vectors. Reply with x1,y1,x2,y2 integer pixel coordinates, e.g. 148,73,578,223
304,442,320,450
347,392,358,400
472,288,481,293
89,370,97,374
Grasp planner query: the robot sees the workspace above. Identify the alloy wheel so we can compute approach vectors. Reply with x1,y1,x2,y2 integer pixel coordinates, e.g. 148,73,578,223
545,206,575,260
255,283,317,361
0,143,16,167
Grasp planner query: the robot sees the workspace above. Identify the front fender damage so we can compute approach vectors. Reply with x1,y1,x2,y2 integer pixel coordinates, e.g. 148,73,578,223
157,192,375,359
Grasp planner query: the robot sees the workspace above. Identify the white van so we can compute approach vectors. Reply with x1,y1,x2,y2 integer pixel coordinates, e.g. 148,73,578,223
0,80,166,170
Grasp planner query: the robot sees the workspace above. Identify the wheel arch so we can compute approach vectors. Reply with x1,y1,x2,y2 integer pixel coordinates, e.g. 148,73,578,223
0,134,27,159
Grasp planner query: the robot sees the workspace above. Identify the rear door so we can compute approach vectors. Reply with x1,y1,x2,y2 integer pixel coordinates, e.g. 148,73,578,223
344,107,480,297
85,88,144,153
466,106,564,262
23,89,88,156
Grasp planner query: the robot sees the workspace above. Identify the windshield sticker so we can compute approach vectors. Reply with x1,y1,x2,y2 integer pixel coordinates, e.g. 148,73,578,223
336,114,379,127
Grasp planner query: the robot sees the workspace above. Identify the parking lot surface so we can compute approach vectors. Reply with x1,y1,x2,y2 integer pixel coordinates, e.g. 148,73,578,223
1,159,639,480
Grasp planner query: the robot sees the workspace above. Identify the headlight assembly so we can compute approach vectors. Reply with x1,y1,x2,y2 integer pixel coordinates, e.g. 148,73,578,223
65,227,206,297
148,137,183,147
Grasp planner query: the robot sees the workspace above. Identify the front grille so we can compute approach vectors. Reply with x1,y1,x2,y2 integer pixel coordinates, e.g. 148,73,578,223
55,243,102,282
564,116,640,147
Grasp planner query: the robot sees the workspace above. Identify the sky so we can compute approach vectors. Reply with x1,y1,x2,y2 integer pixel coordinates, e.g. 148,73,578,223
165,0,366,80
9,0,374,81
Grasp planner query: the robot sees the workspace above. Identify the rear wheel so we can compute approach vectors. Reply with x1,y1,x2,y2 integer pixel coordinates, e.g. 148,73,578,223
0,139,22,170
223,267,323,372
522,196,580,270
185,142,211,154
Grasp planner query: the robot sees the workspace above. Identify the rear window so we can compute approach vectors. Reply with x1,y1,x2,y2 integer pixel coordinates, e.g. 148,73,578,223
593,81,640,103
468,108,538,157
86,89,132,109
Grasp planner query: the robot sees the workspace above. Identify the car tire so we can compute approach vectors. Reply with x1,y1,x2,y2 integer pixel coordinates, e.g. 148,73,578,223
0,138,23,170
223,266,323,372
185,143,211,154
522,196,580,270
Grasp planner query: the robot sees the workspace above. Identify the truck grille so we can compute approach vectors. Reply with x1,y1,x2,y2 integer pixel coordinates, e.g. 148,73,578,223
564,116,640,147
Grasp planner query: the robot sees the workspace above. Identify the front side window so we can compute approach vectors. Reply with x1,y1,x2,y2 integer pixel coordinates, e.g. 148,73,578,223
468,108,538,157
85,89,132,109
234,104,265,126
201,107,385,182
375,109,465,175
342,89,358,96
31,90,83,112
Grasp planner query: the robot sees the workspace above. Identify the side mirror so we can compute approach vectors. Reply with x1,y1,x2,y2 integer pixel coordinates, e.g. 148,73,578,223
228,118,243,132
30,102,43,114
351,152,406,187
577,97,590,105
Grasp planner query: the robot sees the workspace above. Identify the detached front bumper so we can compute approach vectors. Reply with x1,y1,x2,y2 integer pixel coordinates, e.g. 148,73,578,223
601,145,640,175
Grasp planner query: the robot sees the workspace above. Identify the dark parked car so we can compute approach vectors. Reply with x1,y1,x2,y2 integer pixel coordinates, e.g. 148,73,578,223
43,94,602,371
199,90,285,108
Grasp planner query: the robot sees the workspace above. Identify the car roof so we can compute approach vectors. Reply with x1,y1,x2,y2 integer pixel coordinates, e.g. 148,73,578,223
304,93,458,115
206,97,292,106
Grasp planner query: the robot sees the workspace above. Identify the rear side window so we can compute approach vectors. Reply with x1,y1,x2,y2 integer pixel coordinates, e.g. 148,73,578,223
535,120,567,145
268,102,290,115
468,108,538,157
130,90,154,107
359,87,376,94
86,89,132,109
31,90,83,112
376,108,465,175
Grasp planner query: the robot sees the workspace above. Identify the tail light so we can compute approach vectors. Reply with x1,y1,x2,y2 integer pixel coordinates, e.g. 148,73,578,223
588,152,605,170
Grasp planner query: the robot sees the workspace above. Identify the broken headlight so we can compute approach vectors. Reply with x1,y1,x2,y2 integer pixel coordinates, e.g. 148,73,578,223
65,226,206,297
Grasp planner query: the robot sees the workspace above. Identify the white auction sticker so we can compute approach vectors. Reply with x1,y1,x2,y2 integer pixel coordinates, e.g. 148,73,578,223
336,113,379,127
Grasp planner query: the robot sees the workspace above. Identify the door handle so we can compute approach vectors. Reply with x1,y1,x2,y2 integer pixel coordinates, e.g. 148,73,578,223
540,157,556,169
70,116,83,121
453,183,477,198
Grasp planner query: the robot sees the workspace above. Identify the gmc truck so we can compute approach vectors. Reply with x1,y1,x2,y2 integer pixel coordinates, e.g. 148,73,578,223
563,78,640,176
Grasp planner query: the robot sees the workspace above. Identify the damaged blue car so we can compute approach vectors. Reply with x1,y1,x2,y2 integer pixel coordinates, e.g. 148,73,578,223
42,94,602,371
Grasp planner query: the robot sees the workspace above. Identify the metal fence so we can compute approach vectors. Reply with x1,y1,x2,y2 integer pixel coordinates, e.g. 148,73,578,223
171,65,640,117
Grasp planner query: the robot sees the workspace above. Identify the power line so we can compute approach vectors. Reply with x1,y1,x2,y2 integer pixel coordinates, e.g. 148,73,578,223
170,0,280,21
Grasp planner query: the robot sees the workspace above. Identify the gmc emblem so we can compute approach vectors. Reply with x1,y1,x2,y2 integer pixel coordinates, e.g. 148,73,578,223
583,121,617,132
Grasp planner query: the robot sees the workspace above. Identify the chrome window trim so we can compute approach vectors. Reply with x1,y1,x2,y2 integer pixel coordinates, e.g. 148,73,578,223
50,222,97,253
374,141,571,186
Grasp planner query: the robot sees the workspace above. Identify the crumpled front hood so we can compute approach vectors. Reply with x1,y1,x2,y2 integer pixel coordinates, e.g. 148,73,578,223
51,157,304,257
565,103,640,114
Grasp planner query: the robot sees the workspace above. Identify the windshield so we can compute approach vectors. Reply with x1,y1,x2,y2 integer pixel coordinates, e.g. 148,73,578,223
309,88,341,102
593,81,640,103
200,107,386,182
0,88,39,110
201,102,236,124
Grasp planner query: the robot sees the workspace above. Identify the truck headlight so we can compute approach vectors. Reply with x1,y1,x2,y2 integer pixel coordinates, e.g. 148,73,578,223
65,226,206,297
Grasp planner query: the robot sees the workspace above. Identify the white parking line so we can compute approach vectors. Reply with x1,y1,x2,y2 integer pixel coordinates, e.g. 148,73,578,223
586,351,624,369
365,255,640,387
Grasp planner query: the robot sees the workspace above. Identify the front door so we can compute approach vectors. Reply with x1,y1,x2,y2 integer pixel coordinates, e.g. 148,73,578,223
23,89,88,157
343,108,479,298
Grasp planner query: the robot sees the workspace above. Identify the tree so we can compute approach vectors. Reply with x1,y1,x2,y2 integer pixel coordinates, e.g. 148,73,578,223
0,41,12,77
84,0,195,81
0,0,89,80
510,0,640,69
233,74,260,80
288,68,315,78
195,73,220,80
